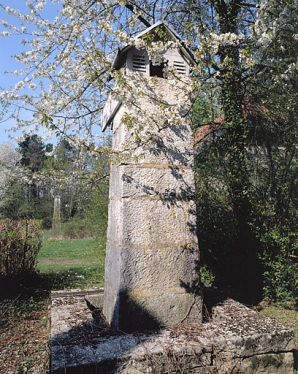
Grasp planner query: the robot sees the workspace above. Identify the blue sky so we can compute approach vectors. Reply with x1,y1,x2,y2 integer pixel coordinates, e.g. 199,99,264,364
0,1,60,145
0,1,110,146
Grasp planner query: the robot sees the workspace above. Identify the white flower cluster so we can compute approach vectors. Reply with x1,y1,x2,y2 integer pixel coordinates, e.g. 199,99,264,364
134,37,145,49
146,41,169,65
211,32,245,48
0,142,22,202
0,0,297,145
114,30,130,44
0,31,10,36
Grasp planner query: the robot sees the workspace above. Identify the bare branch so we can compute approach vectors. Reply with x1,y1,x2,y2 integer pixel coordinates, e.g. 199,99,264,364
125,3,151,27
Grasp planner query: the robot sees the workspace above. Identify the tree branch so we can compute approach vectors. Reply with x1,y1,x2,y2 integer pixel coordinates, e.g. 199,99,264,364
239,2,258,7
125,3,151,28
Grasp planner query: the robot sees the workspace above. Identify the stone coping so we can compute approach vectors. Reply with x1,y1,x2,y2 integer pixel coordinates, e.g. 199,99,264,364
51,288,103,299
51,289,295,373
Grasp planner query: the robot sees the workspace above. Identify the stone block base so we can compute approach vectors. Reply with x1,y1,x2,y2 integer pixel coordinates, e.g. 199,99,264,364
103,240,201,331
103,280,202,332
51,290,295,374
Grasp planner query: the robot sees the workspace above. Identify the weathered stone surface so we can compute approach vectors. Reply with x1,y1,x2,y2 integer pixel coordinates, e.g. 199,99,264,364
109,163,195,199
103,76,201,330
106,197,198,248
111,78,195,166
103,284,202,331
51,292,295,374
85,294,104,310
240,352,294,374
104,243,199,292
103,242,201,331
210,299,295,357
112,127,195,166
51,289,101,338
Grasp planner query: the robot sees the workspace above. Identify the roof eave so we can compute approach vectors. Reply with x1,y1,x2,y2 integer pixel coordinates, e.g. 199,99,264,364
111,21,197,70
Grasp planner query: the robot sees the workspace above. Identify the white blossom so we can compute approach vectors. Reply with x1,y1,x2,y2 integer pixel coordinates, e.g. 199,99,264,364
0,0,296,145
29,83,37,90
35,2,46,11
0,31,11,36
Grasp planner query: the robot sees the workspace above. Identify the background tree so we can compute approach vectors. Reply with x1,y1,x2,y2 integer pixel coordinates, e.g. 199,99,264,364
0,135,111,234
18,134,52,173
0,136,53,224
0,142,22,215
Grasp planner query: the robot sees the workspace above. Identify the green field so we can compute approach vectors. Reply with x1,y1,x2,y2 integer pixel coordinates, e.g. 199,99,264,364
36,237,105,289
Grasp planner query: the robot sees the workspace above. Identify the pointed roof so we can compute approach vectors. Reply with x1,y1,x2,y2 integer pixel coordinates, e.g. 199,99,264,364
112,21,196,70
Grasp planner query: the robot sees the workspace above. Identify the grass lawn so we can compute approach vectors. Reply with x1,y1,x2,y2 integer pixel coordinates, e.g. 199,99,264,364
36,237,105,289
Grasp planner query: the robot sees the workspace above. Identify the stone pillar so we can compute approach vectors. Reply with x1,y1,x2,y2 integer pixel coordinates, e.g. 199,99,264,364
103,77,201,331
52,196,61,230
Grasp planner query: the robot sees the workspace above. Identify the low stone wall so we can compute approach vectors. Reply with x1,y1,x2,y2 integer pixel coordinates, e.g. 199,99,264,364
51,289,295,373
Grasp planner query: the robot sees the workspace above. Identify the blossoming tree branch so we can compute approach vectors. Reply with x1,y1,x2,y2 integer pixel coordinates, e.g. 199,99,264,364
0,0,298,214
0,0,296,140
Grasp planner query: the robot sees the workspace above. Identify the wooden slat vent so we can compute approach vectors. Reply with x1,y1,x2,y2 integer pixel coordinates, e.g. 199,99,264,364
132,55,147,73
173,60,187,74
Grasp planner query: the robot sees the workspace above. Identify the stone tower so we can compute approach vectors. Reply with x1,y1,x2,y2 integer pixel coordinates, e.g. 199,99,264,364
101,21,201,332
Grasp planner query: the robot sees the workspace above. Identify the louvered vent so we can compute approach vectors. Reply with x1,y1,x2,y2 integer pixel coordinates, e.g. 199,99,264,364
173,60,187,75
132,55,147,73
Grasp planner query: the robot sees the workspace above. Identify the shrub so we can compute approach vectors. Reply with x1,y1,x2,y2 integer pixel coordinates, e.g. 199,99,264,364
0,219,42,279
261,253,298,302
61,218,94,239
